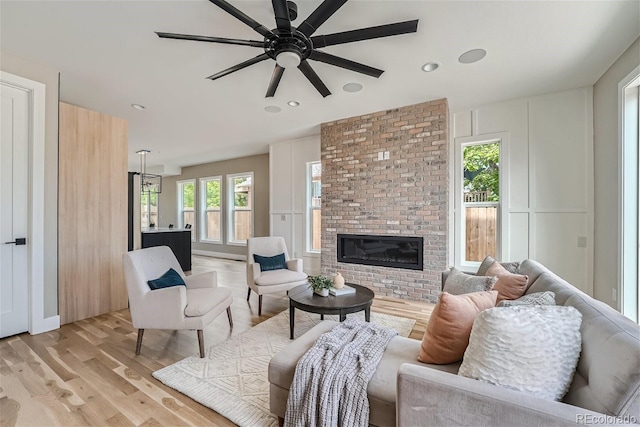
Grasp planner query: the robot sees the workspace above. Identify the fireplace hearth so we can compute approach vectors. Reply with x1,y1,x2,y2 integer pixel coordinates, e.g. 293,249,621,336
337,234,423,270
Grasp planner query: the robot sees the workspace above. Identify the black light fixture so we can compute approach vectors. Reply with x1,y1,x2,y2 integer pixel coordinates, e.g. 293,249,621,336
137,149,162,194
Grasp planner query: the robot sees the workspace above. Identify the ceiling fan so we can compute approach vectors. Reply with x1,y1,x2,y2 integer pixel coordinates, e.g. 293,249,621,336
156,0,418,98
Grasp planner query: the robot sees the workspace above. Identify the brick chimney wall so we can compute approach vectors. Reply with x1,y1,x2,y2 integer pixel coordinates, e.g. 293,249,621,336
320,99,449,302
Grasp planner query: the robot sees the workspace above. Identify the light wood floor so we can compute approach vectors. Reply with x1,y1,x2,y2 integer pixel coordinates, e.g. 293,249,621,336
0,256,434,427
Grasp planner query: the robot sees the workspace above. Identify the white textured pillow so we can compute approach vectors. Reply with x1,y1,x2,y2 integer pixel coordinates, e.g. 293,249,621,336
458,305,582,401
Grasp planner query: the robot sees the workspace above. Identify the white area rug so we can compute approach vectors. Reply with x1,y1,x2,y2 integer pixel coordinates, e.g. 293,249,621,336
152,309,416,427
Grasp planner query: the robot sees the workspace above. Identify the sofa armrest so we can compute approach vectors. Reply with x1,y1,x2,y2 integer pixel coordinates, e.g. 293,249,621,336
286,258,303,273
184,271,217,289
397,364,607,427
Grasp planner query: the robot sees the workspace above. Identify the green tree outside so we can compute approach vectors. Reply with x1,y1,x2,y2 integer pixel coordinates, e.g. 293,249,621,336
206,180,221,207
182,182,195,208
463,142,500,202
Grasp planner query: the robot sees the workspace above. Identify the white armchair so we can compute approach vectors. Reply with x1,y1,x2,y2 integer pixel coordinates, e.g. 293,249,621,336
123,246,233,358
246,237,308,315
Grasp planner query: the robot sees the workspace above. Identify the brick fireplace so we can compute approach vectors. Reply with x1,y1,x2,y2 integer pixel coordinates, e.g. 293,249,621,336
320,99,449,302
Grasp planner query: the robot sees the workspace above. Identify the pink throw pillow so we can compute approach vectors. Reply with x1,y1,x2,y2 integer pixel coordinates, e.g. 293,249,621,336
486,261,529,302
418,291,498,364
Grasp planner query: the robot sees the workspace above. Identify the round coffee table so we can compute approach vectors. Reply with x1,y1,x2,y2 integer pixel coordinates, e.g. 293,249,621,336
288,283,375,339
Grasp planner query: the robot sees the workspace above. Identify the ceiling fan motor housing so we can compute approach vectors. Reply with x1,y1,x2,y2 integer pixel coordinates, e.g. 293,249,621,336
266,30,312,61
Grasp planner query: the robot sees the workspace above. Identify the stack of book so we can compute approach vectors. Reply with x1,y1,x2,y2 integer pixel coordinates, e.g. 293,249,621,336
329,285,356,296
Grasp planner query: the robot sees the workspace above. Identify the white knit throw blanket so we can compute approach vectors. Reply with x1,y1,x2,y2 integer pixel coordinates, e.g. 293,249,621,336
284,318,398,427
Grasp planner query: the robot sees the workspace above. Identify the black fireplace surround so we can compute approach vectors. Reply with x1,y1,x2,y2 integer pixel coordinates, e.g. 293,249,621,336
337,234,423,270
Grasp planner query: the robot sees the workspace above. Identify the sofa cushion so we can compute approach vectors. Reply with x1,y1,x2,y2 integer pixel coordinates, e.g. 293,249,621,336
498,291,556,307
477,255,521,276
269,320,459,427
518,259,551,289
418,291,498,364
525,272,583,305
561,293,640,418
254,269,308,286
443,267,497,295
459,305,582,401
486,261,529,302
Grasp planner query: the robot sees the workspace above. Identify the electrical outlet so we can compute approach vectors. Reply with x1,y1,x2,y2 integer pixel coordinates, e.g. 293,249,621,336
377,151,384,161
280,215,286,221
577,236,587,247
612,288,617,301
383,151,390,160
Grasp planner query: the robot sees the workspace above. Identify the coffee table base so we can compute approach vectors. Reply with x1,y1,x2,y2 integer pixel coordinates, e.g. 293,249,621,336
289,304,371,339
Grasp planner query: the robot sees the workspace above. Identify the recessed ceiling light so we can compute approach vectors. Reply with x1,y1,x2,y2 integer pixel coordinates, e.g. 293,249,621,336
421,62,440,72
131,103,146,110
458,49,487,64
265,105,281,113
287,100,300,107
343,82,363,93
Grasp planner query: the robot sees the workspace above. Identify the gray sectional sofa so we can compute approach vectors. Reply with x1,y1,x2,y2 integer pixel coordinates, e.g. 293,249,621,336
268,259,640,426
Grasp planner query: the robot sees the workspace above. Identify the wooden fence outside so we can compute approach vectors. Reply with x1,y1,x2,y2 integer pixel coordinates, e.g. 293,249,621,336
465,205,498,262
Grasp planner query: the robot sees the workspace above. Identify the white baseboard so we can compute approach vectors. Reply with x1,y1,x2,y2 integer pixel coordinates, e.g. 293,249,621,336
192,249,247,261
31,315,60,335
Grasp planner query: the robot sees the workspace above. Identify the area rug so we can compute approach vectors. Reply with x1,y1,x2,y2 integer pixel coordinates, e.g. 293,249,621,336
152,309,416,427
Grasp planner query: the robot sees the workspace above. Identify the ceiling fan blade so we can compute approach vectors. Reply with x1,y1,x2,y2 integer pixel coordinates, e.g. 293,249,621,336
209,0,273,38
311,19,419,48
298,60,331,97
265,65,285,97
155,32,264,47
271,0,291,33
309,50,383,78
298,0,348,37
206,53,270,81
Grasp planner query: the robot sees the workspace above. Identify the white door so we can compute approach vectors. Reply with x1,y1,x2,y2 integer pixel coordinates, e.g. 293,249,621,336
0,82,30,337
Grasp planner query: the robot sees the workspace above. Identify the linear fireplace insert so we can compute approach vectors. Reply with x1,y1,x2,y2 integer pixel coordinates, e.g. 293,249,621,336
337,234,423,270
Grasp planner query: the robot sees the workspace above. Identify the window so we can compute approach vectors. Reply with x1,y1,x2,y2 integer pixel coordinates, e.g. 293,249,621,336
141,191,158,229
227,173,253,245
177,179,196,241
455,139,502,269
619,68,639,322
307,161,322,253
200,176,222,243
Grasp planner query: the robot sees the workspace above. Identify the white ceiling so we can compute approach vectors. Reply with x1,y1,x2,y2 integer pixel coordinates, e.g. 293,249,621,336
1,1,638,172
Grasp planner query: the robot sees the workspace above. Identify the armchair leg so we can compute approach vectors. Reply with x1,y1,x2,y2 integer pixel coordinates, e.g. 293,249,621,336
226,306,233,329
259,295,263,316
197,330,205,358
246,287,251,301
135,329,144,355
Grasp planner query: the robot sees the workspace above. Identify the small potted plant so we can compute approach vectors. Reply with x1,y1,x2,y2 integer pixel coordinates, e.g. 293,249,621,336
307,275,333,297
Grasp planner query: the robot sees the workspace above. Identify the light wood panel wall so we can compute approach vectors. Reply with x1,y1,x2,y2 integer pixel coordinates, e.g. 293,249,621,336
59,102,128,324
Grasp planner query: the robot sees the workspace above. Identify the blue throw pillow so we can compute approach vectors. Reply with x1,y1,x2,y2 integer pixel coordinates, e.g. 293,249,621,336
147,268,186,290
253,253,287,272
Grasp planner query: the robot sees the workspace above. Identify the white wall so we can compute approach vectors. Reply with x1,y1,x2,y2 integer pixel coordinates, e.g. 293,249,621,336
593,37,640,309
452,87,594,295
269,136,321,275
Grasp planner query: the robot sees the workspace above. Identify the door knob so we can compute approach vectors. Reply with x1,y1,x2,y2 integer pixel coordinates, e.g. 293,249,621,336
4,238,26,245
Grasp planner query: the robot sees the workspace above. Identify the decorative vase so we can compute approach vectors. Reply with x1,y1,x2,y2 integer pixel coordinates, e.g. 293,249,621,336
314,288,329,297
333,272,345,289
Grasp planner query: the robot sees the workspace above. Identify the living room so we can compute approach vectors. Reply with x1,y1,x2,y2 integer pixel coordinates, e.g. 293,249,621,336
1,0,639,426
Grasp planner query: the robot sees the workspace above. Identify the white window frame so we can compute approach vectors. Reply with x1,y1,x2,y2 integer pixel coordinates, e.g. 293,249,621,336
199,176,222,244
454,133,509,272
177,179,196,242
140,190,159,229
306,161,321,254
227,172,253,246
618,66,640,322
